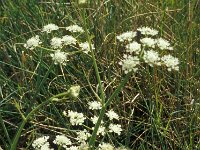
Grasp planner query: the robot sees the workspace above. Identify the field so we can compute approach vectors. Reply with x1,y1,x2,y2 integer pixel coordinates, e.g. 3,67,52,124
0,0,199,150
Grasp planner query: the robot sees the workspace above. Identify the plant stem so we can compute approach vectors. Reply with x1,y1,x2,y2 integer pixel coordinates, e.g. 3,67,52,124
0,112,11,144
10,91,69,150
81,9,105,104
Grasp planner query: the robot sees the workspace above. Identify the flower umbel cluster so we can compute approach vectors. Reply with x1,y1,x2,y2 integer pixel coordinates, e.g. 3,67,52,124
32,136,52,150
24,23,94,66
117,26,180,73
24,35,41,50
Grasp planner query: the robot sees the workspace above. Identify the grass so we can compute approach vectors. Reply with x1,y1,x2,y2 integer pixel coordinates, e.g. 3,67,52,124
0,0,200,150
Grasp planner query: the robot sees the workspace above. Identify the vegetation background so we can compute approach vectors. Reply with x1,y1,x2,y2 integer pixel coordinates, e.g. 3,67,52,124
0,0,199,149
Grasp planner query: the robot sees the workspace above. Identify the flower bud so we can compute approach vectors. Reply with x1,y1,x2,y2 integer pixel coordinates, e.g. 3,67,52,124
67,85,80,98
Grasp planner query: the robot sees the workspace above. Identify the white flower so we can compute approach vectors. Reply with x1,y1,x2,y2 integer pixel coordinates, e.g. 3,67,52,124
51,37,63,49
66,25,84,33
143,50,161,66
53,135,72,149
119,54,140,74
67,110,86,126
79,42,95,54
156,38,173,50
141,37,156,48
98,143,114,150
161,55,179,71
50,50,68,65
126,41,141,54
137,27,158,36
88,101,102,110
117,31,136,42
40,143,53,150
106,110,119,120
32,136,49,150
91,116,104,124
62,35,77,45
76,129,91,143
67,85,80,98
24,35,41,50
92,126,106,136
109,124,122,135
42,24,59,33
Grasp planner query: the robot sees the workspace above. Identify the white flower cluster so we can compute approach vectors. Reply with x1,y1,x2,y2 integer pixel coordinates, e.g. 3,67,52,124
161,55,179,71
79,42,95,54
32,136,53,150
50,50,68,65
66,24,84,33
65,110,86,126
76,129,91,143
42,24,59,33
24,23,94,66
119,55,140,74
137,26,158,36
24,35,41,50
117,26,180,73
116,31,136,42
53,135,72,149
88,101,102,110
106,110,119,120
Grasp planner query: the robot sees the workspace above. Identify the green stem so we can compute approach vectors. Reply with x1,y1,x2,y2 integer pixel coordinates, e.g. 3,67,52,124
0,112,11,144
81,10,105,104
10,91,69,150
88,72,132,149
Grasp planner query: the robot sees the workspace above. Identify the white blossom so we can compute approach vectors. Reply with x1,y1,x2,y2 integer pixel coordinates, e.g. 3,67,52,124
106,110,119,120
91,116,104,124
67,110,86,126
66,25,84,33
42,24,59,33
53,135,72,149
79,42,95,54
40,143,53,150
161,55,179,71
76,129,91,143
50,50,68,65
143,50,161,66
51,37,63,49
119,54,140,74
32,136,50,150
109,124,122,135
156,38,173,50
88,101,102,110
116,31,136,42
137,27,158,36
141,37,156,48
126,41,141,54
24,35,41,50
62,35,77,45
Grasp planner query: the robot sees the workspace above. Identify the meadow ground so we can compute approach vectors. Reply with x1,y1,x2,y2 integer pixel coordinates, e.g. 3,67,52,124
0,0,199,150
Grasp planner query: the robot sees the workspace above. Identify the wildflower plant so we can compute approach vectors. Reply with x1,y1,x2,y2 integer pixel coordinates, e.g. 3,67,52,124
117,27,179,74
10,21,181,150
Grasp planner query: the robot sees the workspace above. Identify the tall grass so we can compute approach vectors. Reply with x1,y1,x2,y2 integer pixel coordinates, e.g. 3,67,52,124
0,0,199,149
